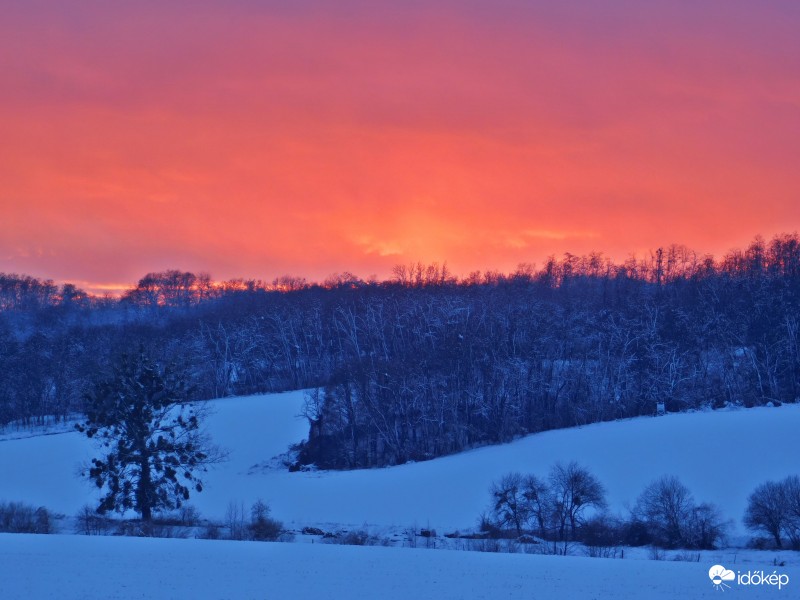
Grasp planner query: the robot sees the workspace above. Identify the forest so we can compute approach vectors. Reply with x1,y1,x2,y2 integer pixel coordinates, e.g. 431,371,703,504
1,233,798,469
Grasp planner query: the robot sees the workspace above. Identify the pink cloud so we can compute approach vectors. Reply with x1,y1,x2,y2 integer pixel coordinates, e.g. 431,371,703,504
1,1,798,287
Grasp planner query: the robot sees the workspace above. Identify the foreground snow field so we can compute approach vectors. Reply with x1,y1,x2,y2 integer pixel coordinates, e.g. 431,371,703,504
2,533,794,600
2,392,799,533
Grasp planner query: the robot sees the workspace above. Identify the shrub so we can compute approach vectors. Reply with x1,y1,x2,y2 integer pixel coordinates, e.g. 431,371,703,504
621,518,651,547
200,523,222,540
465,537,504,553
478,511,502,538
686,502,727,549
302,526,326,536
581,514,623,548
420,528,436,538
584,544,621,558
0,502,55,534
672,552,701,562
75,505,113,536
249,500,283,542
322,529,389,546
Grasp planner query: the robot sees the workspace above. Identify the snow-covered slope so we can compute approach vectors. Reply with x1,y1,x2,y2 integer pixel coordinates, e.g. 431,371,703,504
2,392,798,533
3,533,795,600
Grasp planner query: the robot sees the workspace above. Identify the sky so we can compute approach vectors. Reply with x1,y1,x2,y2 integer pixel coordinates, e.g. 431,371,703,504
1,1,799,293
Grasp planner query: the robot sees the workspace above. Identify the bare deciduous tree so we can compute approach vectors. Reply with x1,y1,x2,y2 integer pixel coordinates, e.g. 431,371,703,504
490,473,531,536
549,462,606,541
745,476,800,549
635,476,695,548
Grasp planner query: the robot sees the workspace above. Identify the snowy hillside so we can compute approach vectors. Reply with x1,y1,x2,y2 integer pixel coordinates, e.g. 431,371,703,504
2,392,799,534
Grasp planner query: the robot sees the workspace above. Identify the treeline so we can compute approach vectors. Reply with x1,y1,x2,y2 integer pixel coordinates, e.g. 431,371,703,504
482,465,728,553
0,234,799,469
482,467,800,553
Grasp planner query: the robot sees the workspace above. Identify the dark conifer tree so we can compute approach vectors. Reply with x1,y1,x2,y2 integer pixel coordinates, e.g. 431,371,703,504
77,351,217,522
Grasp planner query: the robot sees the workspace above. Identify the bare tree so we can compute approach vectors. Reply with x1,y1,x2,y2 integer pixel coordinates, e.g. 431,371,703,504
744,478,797,549
489,472,531,536
635,476,694,548
522,474,550,539
784,475,800,549
686,502,727,549
549,462,606,541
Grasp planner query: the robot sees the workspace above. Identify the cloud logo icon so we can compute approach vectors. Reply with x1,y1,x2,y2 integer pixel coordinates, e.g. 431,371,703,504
709,565,736,590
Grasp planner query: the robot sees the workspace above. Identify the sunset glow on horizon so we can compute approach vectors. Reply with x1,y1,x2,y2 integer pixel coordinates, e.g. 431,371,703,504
2,1,799,291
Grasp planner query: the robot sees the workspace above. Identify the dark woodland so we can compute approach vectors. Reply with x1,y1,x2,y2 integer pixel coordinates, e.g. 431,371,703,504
1,233,798,469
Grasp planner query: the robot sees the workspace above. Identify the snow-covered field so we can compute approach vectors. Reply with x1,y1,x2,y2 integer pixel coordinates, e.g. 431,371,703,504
2,392,799,534
2,393,799,599
2,533,795,600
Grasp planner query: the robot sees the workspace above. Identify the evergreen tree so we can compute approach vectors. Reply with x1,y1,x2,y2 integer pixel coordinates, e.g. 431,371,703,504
77,352,217,522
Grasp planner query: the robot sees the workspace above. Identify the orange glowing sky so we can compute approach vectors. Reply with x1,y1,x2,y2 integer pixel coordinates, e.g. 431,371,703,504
2,1,799,292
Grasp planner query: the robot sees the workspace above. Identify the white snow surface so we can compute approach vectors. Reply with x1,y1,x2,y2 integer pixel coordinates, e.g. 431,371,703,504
2,392,799,533
2,394,799,599
2,533,796,600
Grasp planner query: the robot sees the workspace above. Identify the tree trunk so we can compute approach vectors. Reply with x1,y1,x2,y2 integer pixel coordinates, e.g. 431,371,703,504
139,455,153,522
